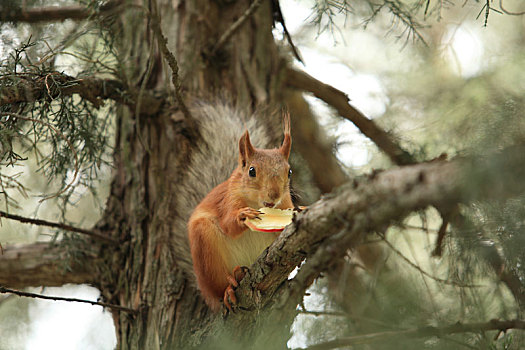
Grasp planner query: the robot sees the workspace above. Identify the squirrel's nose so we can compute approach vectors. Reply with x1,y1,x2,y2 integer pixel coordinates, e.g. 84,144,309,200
268,190,279,202
263,202,275,208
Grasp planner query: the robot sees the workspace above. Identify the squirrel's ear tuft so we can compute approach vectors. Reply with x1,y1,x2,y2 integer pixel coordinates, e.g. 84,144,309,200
280,112,292,159
239,130,255,165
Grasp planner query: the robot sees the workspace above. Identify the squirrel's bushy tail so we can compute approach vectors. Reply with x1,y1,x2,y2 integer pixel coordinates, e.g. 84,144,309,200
170,102,271,286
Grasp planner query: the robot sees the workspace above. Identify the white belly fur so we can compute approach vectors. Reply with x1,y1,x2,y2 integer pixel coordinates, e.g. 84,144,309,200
222,229,277,272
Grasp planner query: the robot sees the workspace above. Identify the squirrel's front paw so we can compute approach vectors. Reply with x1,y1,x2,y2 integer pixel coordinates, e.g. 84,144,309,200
237,207,262,225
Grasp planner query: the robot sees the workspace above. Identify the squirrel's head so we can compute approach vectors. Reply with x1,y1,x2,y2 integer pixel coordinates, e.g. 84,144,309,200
235,114,292,209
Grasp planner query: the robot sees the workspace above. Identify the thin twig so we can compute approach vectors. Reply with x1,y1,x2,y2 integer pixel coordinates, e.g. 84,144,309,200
298,308,347,317
211,0,264,55
2,112,79,202
380,234,479,288
0,210,118,244
296,319,525,349
271,0,303,63
0,286,137,314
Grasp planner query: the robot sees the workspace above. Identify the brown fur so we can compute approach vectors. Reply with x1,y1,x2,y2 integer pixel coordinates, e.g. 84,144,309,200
188,121,293,311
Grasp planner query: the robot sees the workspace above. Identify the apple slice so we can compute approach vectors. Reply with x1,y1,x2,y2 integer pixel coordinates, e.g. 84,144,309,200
245,207,294,233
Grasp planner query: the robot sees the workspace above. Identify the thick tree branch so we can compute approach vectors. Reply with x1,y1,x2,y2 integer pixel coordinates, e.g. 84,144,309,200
0,242,100,288
0,210,117,244
297,319,525,349
0,1,121,23
196,144,525,348
227,144,525,320
285,67,415,165
0,286,137,314
0,73,164,116
284,67,525,306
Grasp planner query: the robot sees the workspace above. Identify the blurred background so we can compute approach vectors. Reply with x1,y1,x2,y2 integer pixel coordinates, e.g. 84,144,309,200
1,0,524,349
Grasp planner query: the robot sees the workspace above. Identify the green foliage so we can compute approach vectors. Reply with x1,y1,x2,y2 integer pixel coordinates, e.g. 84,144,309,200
310,0,504,44
0,22,116,211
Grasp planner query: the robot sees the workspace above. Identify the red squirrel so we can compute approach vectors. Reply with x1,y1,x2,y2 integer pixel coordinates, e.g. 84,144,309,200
188,115,293,311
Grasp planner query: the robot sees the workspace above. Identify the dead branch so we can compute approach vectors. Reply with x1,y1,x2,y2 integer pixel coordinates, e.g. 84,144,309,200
0,286,137,314
297,319,525,349
0,210,117,244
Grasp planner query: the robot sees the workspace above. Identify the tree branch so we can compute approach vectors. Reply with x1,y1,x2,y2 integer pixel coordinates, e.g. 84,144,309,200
296,319,525,349
284,66,525,307
0,73,164,116
0,286,137,314
230,143,525,316
0,1,121,23
0,242,100,288
285,67,415,165
197,144,525,348
0,210,117,244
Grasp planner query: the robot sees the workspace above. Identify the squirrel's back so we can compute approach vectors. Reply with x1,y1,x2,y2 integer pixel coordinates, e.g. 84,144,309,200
170,102,271,284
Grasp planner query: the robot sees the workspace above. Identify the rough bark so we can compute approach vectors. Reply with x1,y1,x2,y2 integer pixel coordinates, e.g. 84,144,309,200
100,1,286,348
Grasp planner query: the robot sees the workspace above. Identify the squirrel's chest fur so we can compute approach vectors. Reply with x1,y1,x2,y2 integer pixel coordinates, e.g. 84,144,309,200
219,229,277,271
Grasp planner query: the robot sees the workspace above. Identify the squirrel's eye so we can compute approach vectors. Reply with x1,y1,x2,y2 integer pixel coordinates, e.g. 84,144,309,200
288,169,292,178
249,166,256,177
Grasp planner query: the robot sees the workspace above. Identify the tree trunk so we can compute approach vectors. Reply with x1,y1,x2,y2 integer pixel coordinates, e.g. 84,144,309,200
103,1,288,348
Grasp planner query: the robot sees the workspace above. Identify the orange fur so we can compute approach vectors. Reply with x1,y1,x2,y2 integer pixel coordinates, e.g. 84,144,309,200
188,119,293,311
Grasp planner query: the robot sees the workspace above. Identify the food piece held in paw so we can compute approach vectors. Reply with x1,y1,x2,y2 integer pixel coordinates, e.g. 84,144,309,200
245,207,294,233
